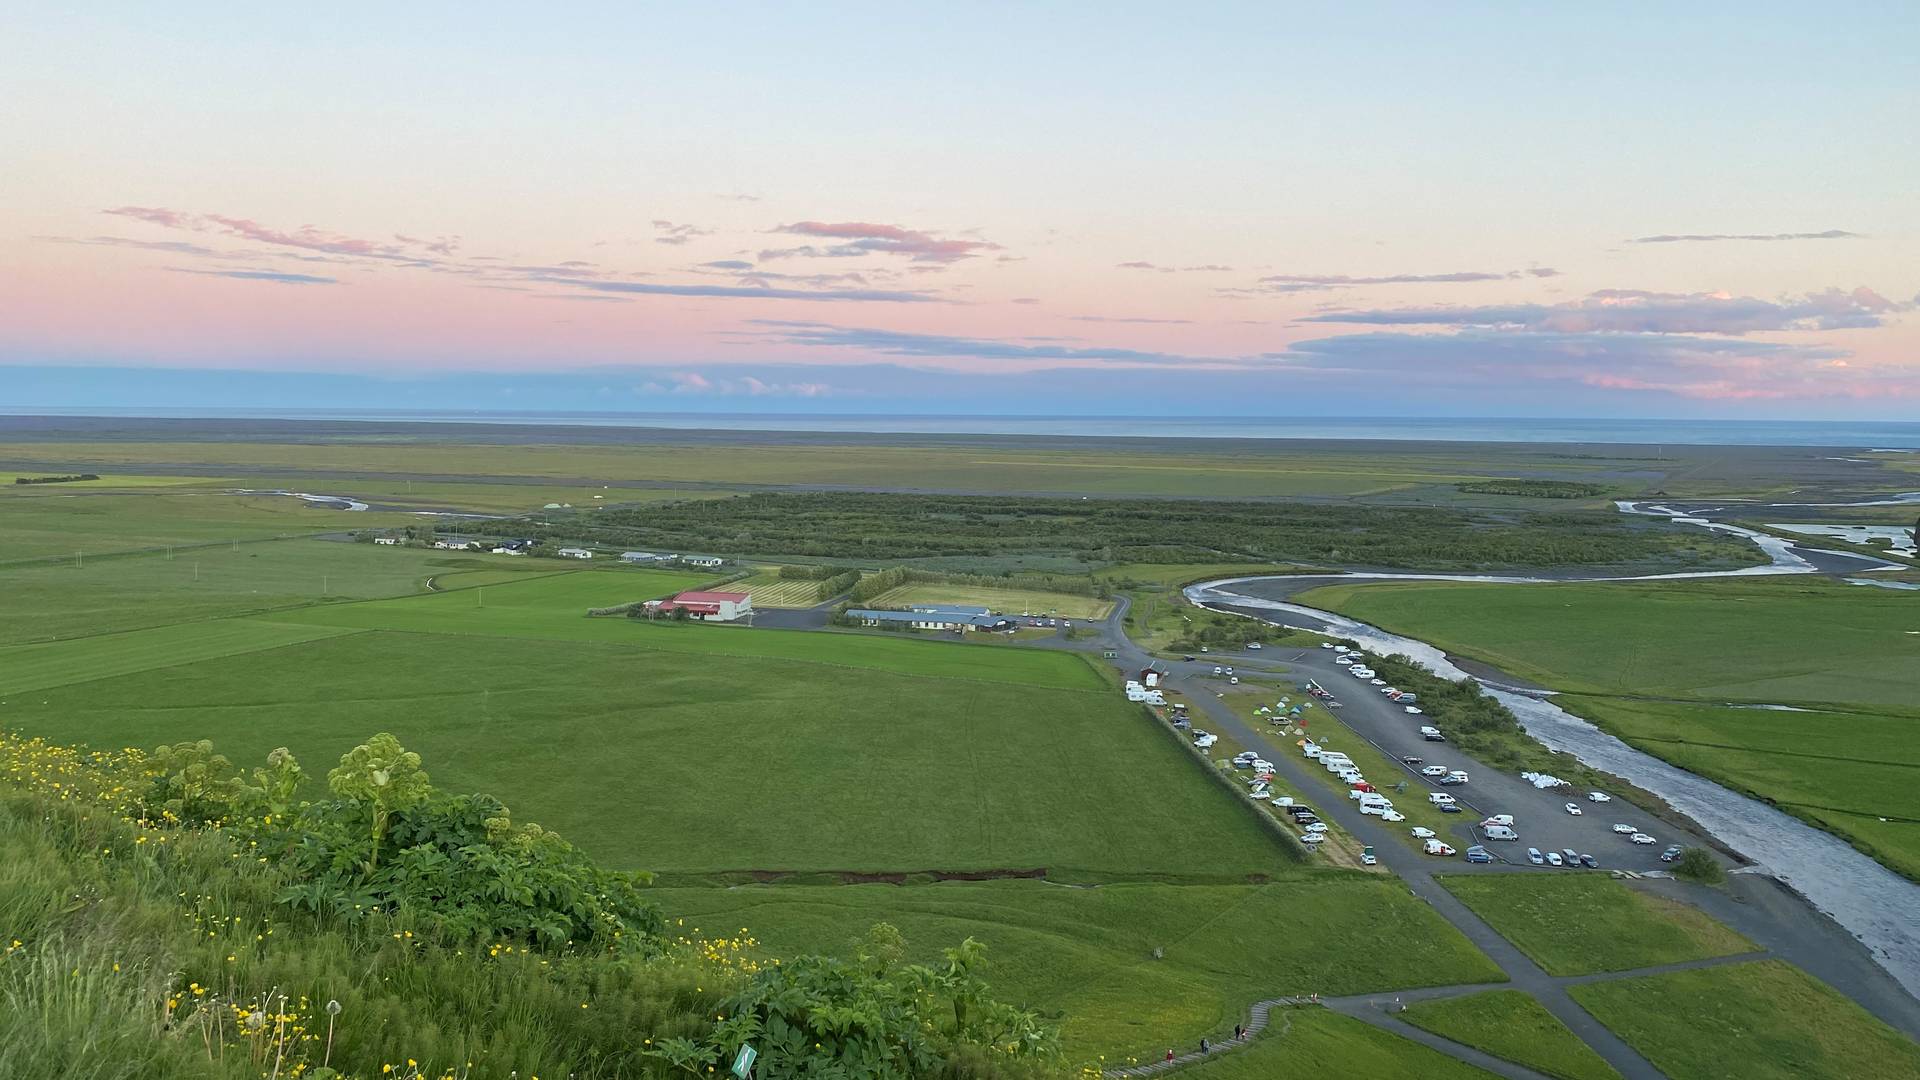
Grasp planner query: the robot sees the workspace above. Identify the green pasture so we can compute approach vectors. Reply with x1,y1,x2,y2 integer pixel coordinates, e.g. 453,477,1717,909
1297,576,1920,706
0,491,416,562
0,472,224,489
1436,875,1754,976
0,619,364,698
268,571,1106,690
9,629,1281,878
1399,990,1622,1080
0,539,562,645
1560,696,1920,880
1569,960,1920,1080
868,583,1114,620
0,439,1634,499
1174,1009,1500,1079
652,879,1504,1062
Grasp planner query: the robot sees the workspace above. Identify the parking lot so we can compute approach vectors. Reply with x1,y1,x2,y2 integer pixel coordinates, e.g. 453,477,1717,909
1168,645,1701,873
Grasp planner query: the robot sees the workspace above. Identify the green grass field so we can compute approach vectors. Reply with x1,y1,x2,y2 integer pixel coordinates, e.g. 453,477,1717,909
1559,696,1920,880
0,472,225,488
1399,990,1623,1080
729,572,830,607
0,619,365,697
0,539,565,645
1436,875,1754,976
868,583,1114,620
1569,960,1920,1080
1295,576,1920,706
8,628,1278,878
268,571,1107,689
654,880,1503,1063
1173,1009,1500,1079
0,491,418,562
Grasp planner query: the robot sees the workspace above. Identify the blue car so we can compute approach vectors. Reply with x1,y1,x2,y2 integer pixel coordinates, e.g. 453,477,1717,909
1465,846,1494,864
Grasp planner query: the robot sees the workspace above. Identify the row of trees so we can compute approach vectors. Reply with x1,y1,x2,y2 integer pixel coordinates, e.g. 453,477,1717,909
465,491,1758,572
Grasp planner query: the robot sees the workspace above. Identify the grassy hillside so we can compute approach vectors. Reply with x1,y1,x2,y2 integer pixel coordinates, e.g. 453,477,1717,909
1436,876,1754,977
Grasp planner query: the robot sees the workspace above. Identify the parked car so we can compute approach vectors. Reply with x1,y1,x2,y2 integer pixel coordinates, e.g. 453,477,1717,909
1611,823,1636,834
1422,840,1457,857
1404,706,1424,715
1409,827,1436,839
1380,810,1406,822
1402,756,1425,766
1421,765,1449,777
1465,846,1494,864
1561,848,1581,865
1563,802,1583,816
1247,642,1262,650
1527,847,1545,865
1578,854,1599,869
1441,771,1469,786
1233,751,1259,767
1359,848,1377,865
1213,666,1224,675
1630,833,1657,845
1661,845,1686,862
1480,814,1515,827
1183,654,1196,661
1545,851,1563,867
1587,791,1612,803
1224,667,1235,676
1321,642,1335,649
1439,801,1464,813
1428,792,1456,806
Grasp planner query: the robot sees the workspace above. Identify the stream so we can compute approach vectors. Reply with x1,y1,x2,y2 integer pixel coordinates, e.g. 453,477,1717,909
1183,509,1920,1000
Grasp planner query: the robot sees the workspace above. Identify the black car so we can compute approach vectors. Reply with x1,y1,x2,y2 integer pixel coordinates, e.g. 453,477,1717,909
1183,655,1196,662
1660,845,1685,862
1438,803,1463,813
1578,854,1599,869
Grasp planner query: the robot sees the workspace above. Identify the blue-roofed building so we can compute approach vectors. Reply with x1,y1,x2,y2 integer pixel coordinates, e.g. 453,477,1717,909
845,606,1010,632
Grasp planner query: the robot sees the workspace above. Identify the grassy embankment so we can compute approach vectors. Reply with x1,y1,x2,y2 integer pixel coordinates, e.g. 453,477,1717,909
1400,990,1623,1080
1298,576,1920,878
1435,875,1755,977
1569,960,1920,1080
1171,1010,1501,1079
0,490,417,563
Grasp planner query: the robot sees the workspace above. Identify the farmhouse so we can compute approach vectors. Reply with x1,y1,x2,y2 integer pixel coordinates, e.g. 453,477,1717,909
846,605,1012,632
372,536,400,546
555,547,593,559
679,554,724,568
644,590,753,622
621,551,667,564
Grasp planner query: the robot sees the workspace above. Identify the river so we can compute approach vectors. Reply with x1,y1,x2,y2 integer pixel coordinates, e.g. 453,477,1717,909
1184,523,1920,1000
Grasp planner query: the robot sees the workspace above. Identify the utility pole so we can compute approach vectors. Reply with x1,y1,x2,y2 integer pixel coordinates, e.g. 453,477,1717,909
75,550,82,569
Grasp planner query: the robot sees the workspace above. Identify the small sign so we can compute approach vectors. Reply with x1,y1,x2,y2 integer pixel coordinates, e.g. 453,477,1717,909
731,1044,758,1078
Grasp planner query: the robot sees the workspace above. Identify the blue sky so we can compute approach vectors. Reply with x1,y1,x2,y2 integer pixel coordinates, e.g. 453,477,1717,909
3,3,1916,417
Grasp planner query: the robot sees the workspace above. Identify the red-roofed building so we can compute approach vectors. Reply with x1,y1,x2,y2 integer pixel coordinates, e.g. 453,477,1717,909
643,589,753,622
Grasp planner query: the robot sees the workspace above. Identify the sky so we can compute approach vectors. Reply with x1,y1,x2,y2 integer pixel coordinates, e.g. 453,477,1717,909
3,3,1917,418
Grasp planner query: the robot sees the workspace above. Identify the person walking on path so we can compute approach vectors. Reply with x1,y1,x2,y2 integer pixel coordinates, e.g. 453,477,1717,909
1164,1049,1174,1064
1199,1038,1210,1054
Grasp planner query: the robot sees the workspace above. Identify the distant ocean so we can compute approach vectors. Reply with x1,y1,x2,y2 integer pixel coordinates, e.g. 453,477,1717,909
13,408,1920,448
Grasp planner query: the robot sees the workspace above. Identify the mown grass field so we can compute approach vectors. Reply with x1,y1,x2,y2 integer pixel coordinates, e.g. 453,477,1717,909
10,628,1278,878
1436,876,1754,976
270,571,1108,689
0,619,365,697
0,539,563,645
729,572,831,607
1399,990,1623,1080
652,880,1504,1063
1569,960,1920,1080
1559,696,1920,881
1175,1009,1500,1079
1295,576,1920,706
0,472,222,488
0,491,417,562
868,583,1114,620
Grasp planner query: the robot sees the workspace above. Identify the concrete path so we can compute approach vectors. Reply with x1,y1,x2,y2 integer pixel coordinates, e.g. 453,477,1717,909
1105,996,1310,1077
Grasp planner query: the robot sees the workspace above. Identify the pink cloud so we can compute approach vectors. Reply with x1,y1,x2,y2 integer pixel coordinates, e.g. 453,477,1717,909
768,221,1000,264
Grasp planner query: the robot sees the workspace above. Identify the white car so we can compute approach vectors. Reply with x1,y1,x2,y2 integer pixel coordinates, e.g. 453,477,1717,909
1249,790,1272,801
1404,706,1423,715
1320,643,1334,649
1304,822,1328,835
1564,802,1583,816
1380,810,1406,822
1370,678,1386,685
1422,839,1456,857
1481,814,1515,827
1421,765,1449,777
1611,823,1636,834
1409,827,1436,839
1336,656,1355,665
1213,666,1224,675
1630,833,1657,845
1545,851,1564,867
1587,791,1612,803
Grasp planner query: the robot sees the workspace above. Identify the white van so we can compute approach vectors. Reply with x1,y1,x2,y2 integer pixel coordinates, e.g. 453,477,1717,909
1484,824,1519,841
1301,742,1323,758
1429,792,1456,806
1420,726,1445,741
1358,793,1391,809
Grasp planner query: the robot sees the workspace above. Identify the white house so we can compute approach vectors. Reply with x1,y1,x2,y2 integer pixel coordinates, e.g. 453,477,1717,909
680,555,724,568
556,547,593,560
372,536,399,546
